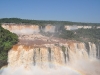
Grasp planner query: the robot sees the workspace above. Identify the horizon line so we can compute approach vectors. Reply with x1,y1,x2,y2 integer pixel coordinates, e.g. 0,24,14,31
0,17,100,24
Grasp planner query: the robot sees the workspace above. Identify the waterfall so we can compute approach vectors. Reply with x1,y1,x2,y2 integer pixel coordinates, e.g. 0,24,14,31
6,42,98,69
97,43,100,59
1,42,100,75
1,23,100,75
88,42,97,59
98,45,99,58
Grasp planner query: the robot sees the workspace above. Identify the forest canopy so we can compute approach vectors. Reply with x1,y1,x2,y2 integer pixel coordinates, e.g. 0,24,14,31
0,18,100,26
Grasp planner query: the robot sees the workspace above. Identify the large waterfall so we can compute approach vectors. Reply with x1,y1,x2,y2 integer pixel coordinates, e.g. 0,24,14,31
0,24,100,75
0,42,100,75
7,42,98,67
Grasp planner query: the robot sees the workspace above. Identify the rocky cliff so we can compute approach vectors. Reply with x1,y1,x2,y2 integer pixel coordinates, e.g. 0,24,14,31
2,24,56,34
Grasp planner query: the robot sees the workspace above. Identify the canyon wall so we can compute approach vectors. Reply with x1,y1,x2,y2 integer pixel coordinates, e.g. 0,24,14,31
1,24,100,75
2,24,100,33
2,24,56,34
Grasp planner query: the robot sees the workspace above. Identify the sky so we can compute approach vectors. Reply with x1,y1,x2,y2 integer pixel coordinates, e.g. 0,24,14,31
0,0,100,23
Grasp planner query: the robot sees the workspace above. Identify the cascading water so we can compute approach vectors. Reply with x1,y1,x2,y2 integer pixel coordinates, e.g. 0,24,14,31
88,42,97,58
0,42,100,75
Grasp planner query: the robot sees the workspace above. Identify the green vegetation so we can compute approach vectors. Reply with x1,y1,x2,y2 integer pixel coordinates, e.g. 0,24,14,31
74,29,100,42
58,28,100,43
59,30,77,39
0,24,18,68
0,18,100,26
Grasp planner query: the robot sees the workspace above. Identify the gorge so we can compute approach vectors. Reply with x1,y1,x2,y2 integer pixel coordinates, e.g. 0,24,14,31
0,23,100,75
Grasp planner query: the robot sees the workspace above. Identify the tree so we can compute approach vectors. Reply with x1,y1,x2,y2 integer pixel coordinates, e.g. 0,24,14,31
0,24,18,68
